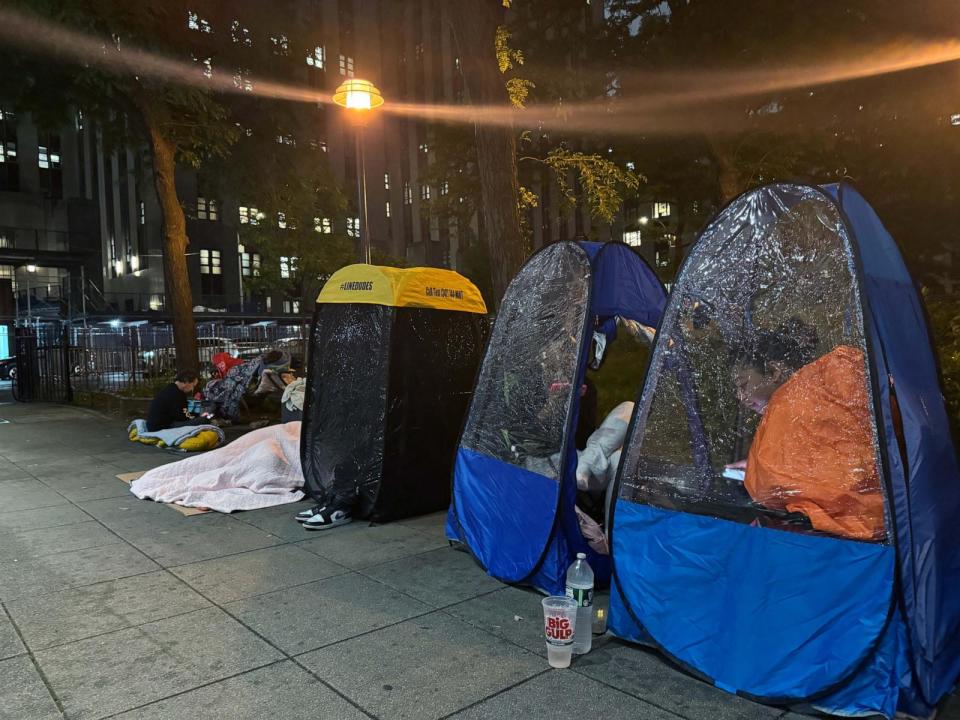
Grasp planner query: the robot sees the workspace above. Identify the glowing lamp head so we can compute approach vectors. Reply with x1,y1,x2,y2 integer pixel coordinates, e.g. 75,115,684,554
25,264,36,273
332,79,384,113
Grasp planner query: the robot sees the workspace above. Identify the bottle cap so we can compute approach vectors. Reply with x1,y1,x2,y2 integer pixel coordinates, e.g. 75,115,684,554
576,553,586,559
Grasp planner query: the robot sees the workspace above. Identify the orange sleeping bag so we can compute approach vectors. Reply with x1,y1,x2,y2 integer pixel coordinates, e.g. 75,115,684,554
744,345,886,541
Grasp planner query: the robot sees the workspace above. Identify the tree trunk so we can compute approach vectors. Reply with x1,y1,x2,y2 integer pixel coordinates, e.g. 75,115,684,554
143,115,198,371
449,1,527,309
708,137,745,205
669,192,688,281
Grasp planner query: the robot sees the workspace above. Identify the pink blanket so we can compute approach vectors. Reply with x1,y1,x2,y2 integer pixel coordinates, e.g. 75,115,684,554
130,422,305,512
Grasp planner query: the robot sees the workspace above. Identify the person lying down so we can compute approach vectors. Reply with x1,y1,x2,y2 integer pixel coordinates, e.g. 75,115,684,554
129,421,305,513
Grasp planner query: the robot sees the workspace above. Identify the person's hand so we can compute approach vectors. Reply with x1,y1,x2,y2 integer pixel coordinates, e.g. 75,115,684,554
725,459,748,470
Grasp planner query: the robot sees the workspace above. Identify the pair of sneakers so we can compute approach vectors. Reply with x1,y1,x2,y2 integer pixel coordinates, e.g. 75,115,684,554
295,504,352,530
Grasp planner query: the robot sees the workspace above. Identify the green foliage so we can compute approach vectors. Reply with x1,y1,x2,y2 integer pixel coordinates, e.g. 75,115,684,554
505,77,536,109
495,26,525,74
540,149,642,224
592,337,649,421
370,249,409,268
924,295,960,432
0,1,240,165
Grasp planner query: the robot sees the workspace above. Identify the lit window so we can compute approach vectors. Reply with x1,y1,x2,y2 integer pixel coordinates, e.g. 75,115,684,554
626,161,635,172
419,143,429,154
622,230,641,247
306,46,325,69
199,249,222,275
233,69,254,92
384,173,390,190
241,251,262,277
655,240,670,267
38,144,60,170
277,212,287,229
440,182,449,196
952,113,960,126
283,299,301,314
266,296,272,312
454,57,461,71
239,206,260,225
309,139,327,152
187,11,211,33
280,257,291,279
313,217,332,233
139,201,145,225
403,182,412,205
420,184,431,201
197,197,218,221
385,201,391,218
339,54,355,77
192,54,213,78
347,218,360,237
653,202,671,219
231,20,252,46
271,35,289,56
276,133,296,146
0,137,16,164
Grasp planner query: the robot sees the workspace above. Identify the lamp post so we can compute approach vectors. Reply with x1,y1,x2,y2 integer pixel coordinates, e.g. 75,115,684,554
332,79,384,265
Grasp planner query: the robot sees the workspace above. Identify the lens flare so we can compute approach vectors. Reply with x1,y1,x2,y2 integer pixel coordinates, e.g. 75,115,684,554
0,5,957,137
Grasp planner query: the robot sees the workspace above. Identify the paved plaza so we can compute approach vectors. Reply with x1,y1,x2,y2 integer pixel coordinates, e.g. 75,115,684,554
0,399,957,720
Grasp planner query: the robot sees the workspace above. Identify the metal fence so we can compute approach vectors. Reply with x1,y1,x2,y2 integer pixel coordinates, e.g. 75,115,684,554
11,321,309,401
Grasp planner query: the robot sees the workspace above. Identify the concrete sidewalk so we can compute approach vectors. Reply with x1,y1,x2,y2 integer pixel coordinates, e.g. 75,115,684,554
0,400,957,720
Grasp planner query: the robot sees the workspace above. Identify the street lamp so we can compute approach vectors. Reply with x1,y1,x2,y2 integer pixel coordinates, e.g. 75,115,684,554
333,79,385,265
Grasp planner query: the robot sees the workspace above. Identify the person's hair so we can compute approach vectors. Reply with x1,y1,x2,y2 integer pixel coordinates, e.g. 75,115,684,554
175,369,199,384
746,318,819,375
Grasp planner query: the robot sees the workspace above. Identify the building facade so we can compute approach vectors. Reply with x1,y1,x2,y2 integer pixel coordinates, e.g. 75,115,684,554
0,0,693,347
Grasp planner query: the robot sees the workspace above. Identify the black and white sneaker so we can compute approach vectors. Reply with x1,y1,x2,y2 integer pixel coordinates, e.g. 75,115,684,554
295,505,321,523
302,505,352,531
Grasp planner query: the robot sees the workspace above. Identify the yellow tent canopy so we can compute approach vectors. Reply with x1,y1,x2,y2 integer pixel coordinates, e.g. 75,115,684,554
317,264,487,314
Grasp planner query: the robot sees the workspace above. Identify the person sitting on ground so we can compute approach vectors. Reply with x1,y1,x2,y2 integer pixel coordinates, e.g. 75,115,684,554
146,370,204,432
280,369,306,423
728,318,885,541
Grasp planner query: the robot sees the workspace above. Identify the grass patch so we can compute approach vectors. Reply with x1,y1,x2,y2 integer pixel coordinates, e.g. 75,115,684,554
591,339,651,420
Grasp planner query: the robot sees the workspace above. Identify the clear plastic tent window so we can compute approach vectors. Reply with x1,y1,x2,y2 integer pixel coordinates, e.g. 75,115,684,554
460,243,590,480
617,185,889,543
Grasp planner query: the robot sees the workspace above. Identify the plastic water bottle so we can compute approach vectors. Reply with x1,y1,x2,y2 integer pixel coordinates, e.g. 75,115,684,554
566,552,594,655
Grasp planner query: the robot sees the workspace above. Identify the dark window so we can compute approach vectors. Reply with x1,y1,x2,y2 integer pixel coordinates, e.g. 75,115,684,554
0,109,18,192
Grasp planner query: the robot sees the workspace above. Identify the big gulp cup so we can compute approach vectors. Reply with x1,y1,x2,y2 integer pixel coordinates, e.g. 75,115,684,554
541,596,578,668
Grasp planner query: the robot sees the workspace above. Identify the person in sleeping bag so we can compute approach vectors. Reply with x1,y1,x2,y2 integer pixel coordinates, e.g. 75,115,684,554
728,318,885,542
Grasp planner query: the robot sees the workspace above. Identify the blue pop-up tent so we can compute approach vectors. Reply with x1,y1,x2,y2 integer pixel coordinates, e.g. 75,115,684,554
609,183,960,718
446,240,667,595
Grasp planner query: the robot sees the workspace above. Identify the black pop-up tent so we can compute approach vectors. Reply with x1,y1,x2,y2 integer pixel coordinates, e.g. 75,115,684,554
301,264,487,522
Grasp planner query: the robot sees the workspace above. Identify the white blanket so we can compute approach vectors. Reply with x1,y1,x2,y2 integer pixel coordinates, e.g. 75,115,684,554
129,422,305,512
